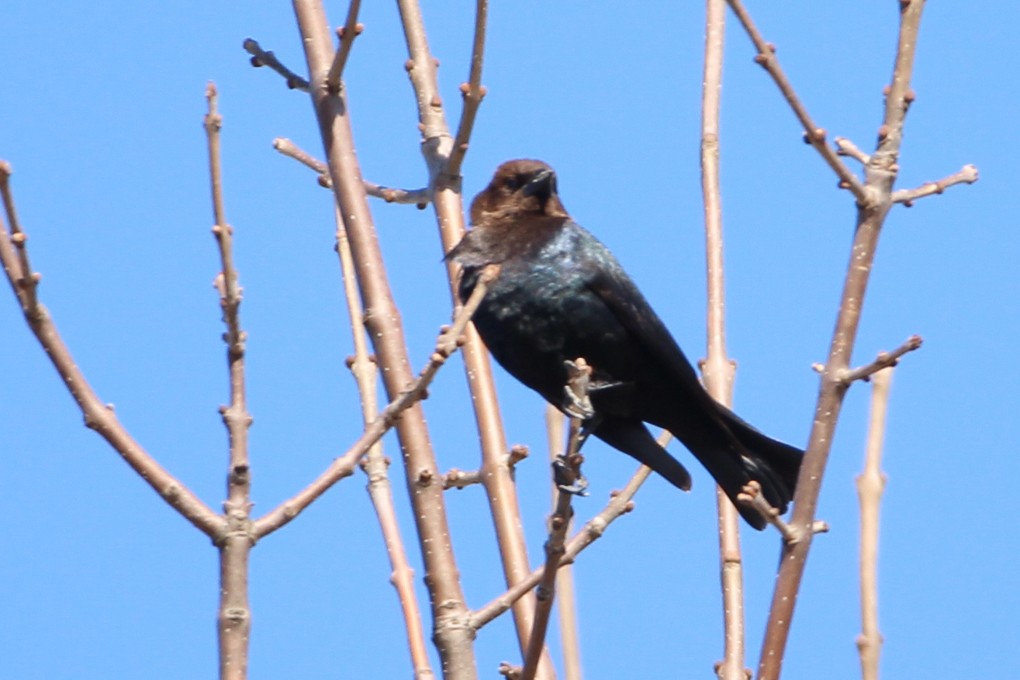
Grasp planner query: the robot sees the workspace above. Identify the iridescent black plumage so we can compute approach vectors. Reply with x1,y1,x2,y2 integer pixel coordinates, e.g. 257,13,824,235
449,159,802,529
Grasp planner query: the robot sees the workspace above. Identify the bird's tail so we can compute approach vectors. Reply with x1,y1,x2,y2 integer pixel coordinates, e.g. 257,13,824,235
684,406,803,531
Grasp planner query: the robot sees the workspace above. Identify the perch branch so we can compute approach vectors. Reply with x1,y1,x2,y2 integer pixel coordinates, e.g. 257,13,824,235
0,162,222,537
242,38,311,92
835,137,871,165
892,164,978,206
856,367,892,680
252,263,500,538
520,361,591,680
725,0,868,203
325,0,363,94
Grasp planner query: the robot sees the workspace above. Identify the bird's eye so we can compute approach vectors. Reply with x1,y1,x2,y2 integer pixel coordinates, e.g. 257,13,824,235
502,176,519,191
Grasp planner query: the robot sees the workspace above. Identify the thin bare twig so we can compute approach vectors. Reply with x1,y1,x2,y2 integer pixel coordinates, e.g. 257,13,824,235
840,334,923,384
243,38,311,92
395,0,546,672
0,163,222,537
725,0,868,203
326,0,363,94
546,405,583,680
737,481,797,542
273,137,431,205
520,361,591,680
700,3,749,676
205,82,255,680
856,367,892,680
332,202,433,678
892,164,979,206
251,263,500,538
447,0,488,178
835,137,871,165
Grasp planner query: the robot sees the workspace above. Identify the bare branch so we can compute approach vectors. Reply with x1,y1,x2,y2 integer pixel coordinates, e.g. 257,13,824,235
442,467,483,490
0,162,222,538
835,137,871,165
447,0,489,178
725,0,868,203
856,367,893,680
251,263,499,538
520,361,591,680
333,200,433,677
892,164,979,206
243,38,311,92
700,3,749,677
839,334,922,385
326,0,363,94
737,481,798,543
205,82,255,680
272,137,431,206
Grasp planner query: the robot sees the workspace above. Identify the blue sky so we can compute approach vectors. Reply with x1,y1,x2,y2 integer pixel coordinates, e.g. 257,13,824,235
2,2,1017,678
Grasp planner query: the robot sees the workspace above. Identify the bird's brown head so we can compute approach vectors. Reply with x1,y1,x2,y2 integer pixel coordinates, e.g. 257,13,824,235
470,159,569,226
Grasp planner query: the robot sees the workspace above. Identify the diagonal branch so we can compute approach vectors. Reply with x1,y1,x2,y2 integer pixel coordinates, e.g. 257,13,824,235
725,0,868,203
242,38,311,92
892,164,979,206
839,334,922,385
446,0,488,179
251,263,499,538
0,162,222,537
272,137,431,206
326,0,363,94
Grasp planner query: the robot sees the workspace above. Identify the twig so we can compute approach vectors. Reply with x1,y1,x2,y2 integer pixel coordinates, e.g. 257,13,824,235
546,406,582,680
0,162,222,537
442,467,483,490
840,334,923,384
243,38,311,92
737,481,797,543
892,164,979,206
251,263,500,538
272,137,431,206
395,0,546,671
700,3,749,677
291,4,479,673
856,367,892,680
446,0,488,178
725,0,868,203
205,82,255,680
326,0,363,94
333,201,433,678
520,362,590,680
835,137,871,165
0,162,39,315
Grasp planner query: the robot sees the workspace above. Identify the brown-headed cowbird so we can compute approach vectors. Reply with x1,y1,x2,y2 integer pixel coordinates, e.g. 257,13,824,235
449,159,802,529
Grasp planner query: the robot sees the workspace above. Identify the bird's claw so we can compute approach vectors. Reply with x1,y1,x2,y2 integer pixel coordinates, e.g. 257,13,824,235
562,384,595,420
552,456,589,496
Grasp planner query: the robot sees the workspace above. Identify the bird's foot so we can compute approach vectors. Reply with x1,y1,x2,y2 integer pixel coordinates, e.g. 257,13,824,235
562,359,595,419
552,454,589,496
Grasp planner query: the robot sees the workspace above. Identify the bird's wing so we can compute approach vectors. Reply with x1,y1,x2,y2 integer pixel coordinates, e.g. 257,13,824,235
581,245,705,392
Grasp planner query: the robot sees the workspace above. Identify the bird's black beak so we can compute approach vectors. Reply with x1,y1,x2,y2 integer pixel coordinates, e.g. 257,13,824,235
522,168,557,205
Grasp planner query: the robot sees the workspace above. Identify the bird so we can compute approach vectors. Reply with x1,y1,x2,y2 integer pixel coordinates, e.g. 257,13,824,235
448,159,803,529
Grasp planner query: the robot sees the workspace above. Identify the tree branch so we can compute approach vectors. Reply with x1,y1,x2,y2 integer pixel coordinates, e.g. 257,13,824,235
725,0,868,203
242,38,311,92
251,263,500,538
839,334,922,385
0,163,222,538
447,0,488,179
326,0,363,94
856,367,892,680
892,164,979,206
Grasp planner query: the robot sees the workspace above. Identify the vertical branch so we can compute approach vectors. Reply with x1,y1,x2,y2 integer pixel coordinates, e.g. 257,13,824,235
290,2,478,676
699,2,747,678
546,406,583,680
332,204,433,679
856,368,891,680
205,83,255,680
749,3,928,678
395,1,552,674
